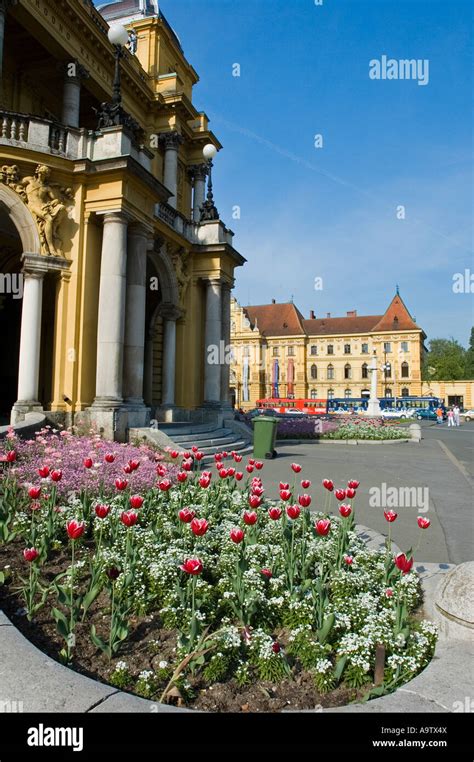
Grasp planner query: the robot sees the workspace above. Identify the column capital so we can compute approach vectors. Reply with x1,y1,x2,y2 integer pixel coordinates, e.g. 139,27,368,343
128,220,153,239
158,302,182,321
188,163,208,182
158,131,184,151
97,210,130,226
204,276,222,287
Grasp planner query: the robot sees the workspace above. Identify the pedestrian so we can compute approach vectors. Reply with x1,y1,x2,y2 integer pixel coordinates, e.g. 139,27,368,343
453,405,461,426
447,408,455,427
436,406,443,424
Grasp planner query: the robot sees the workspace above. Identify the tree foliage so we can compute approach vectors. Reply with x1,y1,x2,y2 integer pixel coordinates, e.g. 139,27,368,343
422,332,473,381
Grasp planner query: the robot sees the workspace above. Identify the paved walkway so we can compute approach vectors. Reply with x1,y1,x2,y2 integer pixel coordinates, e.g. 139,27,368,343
237,437,472,565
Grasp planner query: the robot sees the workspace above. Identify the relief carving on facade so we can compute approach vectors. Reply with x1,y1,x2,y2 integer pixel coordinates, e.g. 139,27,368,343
171,247,191,308
0,163,73,257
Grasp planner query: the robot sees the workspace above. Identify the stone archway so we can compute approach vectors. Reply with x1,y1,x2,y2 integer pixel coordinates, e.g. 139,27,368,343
0,182,41,256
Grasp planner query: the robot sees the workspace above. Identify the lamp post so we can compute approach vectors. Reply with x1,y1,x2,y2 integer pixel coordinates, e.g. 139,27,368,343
108,24,130,106
200,143,219,221
367,351,382,416
95,24,141,138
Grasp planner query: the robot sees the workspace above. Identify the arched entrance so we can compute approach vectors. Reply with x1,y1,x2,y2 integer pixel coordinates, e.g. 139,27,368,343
0,212,22,423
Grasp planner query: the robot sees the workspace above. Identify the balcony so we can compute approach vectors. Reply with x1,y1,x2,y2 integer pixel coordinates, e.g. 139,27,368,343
0,110,73,157
155,202,235,247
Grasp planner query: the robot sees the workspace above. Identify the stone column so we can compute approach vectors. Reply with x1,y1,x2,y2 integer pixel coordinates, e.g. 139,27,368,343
93,212,128,406
13,266,45,416
189,163,208,222
123,224,148,406
203,278,222,406
220,282,232,409
61,62,88,128
162,314,177,407
159,132,183,209
143,330,154,407
366,352,381,416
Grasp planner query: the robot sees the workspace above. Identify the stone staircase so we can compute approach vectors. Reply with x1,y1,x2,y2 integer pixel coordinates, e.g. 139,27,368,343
130,421,253,462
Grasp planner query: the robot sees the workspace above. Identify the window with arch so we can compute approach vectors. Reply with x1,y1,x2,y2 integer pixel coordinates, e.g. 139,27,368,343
401,361,409,378
344,388,351,398
328,388,334,400
327,364,334,380
361,363,369,379
401,387,409,397
344,363,352,380
310,364,317,380
327,344,334,355
385,388,392,398
310,345,317,355
344,344,351,354
310,389,318,399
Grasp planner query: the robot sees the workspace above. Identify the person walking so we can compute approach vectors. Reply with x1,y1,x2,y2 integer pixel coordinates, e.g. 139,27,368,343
453,405,461,426
447,408,455,427
436,406,444,425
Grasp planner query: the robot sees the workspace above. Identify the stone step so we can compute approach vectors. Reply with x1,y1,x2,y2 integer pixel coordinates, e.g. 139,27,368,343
170,428,234,444
158,422,223,437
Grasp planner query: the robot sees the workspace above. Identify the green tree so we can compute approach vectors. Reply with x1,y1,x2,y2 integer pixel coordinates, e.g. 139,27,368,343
422,338,467,381
464,327,474,379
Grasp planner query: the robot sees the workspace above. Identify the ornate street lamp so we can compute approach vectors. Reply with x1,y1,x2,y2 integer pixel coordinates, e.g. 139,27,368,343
108,24,130,106
200,143,219,221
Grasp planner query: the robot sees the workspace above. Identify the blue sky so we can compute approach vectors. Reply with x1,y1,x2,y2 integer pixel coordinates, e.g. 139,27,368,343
104,0,472,345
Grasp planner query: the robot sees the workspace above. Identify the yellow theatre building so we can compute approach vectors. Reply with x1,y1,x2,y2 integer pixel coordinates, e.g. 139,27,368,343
0,0,244,438
230,292,428,409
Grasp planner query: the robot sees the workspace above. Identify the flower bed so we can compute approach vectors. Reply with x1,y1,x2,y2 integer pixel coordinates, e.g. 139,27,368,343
322,419,409,441
276,417,339,439
0,433,436,712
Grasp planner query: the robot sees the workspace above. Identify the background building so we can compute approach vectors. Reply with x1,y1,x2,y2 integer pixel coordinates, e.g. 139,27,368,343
0,0,244,438
230,292,426,408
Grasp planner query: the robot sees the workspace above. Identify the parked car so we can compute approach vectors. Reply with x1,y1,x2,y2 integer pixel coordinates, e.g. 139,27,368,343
460,409,474,421
414,408,446,421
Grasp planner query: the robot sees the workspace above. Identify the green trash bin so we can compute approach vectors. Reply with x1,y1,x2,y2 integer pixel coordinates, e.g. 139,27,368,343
253,416,278,459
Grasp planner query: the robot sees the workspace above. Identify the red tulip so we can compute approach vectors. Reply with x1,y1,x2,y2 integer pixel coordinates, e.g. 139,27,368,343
322,479,334,492
301,479,311,489
28,486,41,500
346,487,357,499
123,464,132,474
129,495,144,509
199,475,211,488
156,465,167,477
177,471,188,483
384,510,398,523
227,467,236,477
129,460,140,471
66,519,85,539
95,504,109,519
417,517,430,529
170,450,180,459
50,469,62,482
261,568,272,579
348,480,360,489
23,547,39,562
120,510,138,527
248,495,262,509
246,464,254,474
272,642,281,654
248,458,255,466
255,461,263,470
344,554,353,565
233,454,243,463
268,506,282,520
195,452,204,461
235,472,244,481
230,527,245,544
182,459,193,472
385,588,394,598
191,517,209,536
339,504,352,518
334,489,346,501
104,453,115,463
298,494,311,508
83,458,93,469
243,511,258,526
221,451,228,458
180,558,203,575
214,453,223,462
30,501,41,512
291,463,302,473
183,451,191,459
178,507,195,523
219,468,228,479
158,479,172,491
38,466,50,479
115,478,128,491
394,553,413,574
191,445,199,453
315,519,331,536
6,450,16,463
279,482,290,491
287,505,301,520
280,489,291,501
252,484,264,497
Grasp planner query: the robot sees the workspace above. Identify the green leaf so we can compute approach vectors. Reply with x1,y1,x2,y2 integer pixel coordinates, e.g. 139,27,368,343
52,607,69,639
333,654,348,684
90,624,109,655
317,613,335,644
0,572,4,585
81,584,102,616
